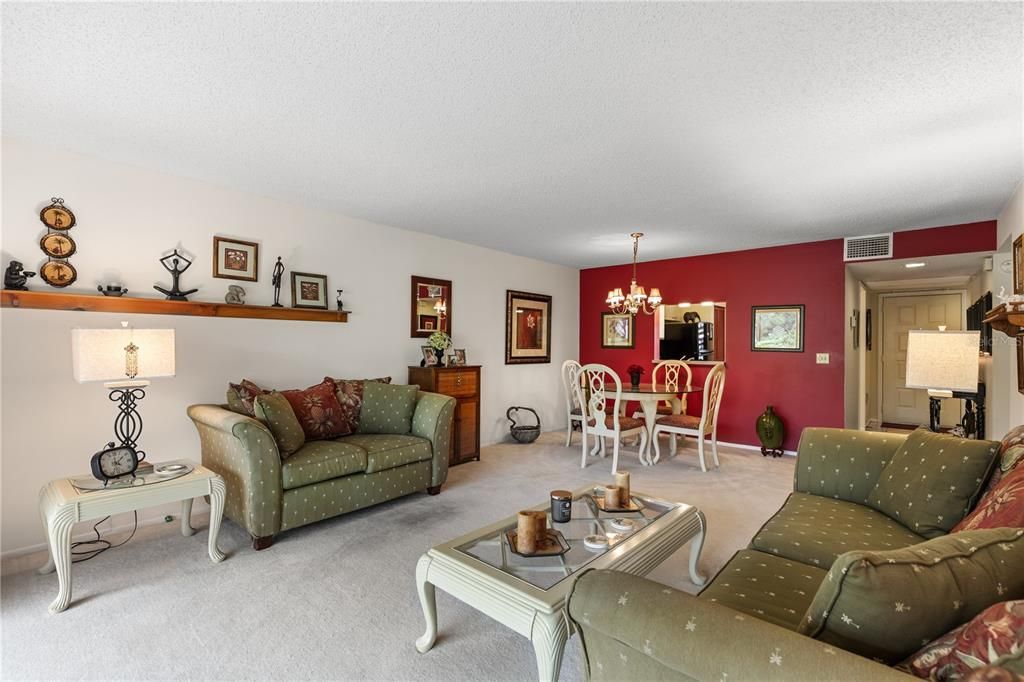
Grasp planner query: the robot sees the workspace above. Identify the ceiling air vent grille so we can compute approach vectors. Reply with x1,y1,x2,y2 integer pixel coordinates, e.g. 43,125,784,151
844,233,893,262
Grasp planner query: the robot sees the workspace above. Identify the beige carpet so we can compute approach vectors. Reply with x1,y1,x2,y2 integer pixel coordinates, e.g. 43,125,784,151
1,432,794,681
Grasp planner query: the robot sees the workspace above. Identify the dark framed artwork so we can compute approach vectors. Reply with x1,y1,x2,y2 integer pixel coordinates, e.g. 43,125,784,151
418,314,439,331
290,271,328,309
505,290,552,364
213,236,259,282
865,308,872,351
1014,234,1023,295
751,305,805,352
601,312,635,348
1018,336,1023,395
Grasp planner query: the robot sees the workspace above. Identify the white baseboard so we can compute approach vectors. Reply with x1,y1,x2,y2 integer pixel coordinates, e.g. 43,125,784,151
716,439,797,457
1,503,209,562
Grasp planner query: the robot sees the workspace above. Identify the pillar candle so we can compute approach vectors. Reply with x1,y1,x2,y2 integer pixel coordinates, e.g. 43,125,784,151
517,510,546,554
604,485,623,508
614,471,631,500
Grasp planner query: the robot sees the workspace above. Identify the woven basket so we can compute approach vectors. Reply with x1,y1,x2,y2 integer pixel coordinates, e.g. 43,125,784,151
507,406,541,444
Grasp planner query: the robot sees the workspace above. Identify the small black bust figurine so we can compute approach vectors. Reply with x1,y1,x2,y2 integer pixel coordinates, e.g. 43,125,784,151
271,257,285,307
153,249,199,301
4,260,36,290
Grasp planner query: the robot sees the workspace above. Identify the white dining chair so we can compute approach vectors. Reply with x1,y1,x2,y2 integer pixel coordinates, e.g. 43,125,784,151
651,362,726,472
632,359,692,420
561,360,584,446
577,363,648,474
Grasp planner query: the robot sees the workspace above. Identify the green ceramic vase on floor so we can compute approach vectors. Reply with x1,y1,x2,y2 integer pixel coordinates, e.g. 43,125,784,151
756,405,784,458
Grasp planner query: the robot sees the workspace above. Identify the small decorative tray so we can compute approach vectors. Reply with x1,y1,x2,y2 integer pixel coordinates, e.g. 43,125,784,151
505,529,571,557
591,494,645,513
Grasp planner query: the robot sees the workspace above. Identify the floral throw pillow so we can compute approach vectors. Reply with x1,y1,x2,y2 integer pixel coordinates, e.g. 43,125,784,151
328,376,392,434
898,600,1024,680
227,379,268,417
280,379,349,440
952,464,1024,532
984,425,1024,495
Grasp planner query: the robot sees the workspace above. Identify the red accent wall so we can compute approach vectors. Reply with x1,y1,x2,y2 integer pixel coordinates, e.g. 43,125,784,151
578,221,998,452
893,221,996,259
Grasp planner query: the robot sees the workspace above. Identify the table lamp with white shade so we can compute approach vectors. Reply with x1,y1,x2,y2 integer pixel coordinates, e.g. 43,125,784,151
905,328,981,434
72,325,175,460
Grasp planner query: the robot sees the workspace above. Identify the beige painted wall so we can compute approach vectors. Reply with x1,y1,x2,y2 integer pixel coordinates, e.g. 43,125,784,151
992,181,1024,438
0,138,580,554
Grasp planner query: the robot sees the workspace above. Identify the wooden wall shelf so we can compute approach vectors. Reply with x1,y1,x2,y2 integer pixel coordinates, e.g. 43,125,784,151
0,290,349,323
983,304,1024,337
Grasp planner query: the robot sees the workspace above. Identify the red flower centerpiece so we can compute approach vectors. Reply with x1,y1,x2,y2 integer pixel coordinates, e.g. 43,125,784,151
626,364,645,387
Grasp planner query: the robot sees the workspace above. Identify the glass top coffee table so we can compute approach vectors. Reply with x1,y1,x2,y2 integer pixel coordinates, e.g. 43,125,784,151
414,484,706,681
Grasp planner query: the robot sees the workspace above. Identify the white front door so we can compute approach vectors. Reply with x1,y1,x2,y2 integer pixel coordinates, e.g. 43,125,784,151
881,293,963,426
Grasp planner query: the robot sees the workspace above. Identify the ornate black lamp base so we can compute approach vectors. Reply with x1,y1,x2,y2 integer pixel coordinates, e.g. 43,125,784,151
107,382,148,461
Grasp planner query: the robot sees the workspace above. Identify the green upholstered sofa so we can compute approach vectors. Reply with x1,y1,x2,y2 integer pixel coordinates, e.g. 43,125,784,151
186,391,455,550
568,427,1023,680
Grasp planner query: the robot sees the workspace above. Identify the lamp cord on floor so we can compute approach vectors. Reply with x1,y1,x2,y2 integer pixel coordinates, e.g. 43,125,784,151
70,512,138,563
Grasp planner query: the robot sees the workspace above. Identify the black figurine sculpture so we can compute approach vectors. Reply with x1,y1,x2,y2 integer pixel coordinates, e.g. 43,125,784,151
4,260,36,290
271,257,284,307
153,249,199,301
336,289,344,311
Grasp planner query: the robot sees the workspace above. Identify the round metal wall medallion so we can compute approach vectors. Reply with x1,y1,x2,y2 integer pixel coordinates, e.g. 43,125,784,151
40,232,77,258
39,260,78,287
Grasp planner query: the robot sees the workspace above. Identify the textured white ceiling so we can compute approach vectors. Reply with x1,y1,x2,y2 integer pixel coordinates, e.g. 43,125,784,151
2,3,1021,268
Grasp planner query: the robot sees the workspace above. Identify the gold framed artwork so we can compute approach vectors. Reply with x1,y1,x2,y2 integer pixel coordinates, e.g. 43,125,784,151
601,312,635,348
1014,234,1023,295
751,305,805,352
290,271,328,310
505,290,552,364
213,236,259,282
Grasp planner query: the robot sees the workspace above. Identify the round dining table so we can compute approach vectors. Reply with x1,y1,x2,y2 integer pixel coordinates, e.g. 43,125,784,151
619,382,703,465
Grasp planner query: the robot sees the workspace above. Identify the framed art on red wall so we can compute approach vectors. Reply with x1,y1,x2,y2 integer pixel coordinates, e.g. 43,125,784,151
751,305,805,352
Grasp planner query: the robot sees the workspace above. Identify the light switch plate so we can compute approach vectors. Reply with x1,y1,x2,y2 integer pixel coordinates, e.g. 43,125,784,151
816,353,830,364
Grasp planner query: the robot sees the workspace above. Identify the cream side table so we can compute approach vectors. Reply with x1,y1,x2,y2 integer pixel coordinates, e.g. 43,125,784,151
37,460,226,613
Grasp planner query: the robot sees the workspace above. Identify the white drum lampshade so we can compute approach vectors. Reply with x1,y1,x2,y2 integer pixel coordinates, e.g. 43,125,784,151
72,328,176,386
905,330,979,393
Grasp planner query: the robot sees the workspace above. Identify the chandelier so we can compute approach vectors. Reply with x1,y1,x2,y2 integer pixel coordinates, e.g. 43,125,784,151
606,232,662,315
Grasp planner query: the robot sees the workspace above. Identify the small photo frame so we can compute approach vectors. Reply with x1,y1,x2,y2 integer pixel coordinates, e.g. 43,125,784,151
449,349,467,366
418,314,438,331
421,346,439,367
751,305,805,352
213,237,259,282
601,312,635,349
291,271,328,309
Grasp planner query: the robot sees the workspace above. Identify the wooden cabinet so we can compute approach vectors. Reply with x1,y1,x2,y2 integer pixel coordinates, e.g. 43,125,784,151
408,365,481,466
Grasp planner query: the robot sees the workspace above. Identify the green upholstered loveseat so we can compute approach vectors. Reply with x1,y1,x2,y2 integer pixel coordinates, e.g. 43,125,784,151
568,427,1023,680
186,391,455,550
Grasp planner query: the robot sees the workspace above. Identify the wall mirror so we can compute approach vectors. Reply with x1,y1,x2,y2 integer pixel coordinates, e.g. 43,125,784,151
411,275,452,338
654,302,726,362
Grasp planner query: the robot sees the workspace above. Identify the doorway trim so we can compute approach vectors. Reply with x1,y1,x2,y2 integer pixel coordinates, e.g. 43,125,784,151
873,288,969,426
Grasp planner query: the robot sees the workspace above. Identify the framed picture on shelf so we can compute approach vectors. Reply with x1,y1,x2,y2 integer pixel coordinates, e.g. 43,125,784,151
213,236,259,282
751,305,805,352
290,272,328,309
449,349,467,366
505,290,552,364
418,314,438,331
1014,234,1023,295
601,312,635,348
421,346,439,367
